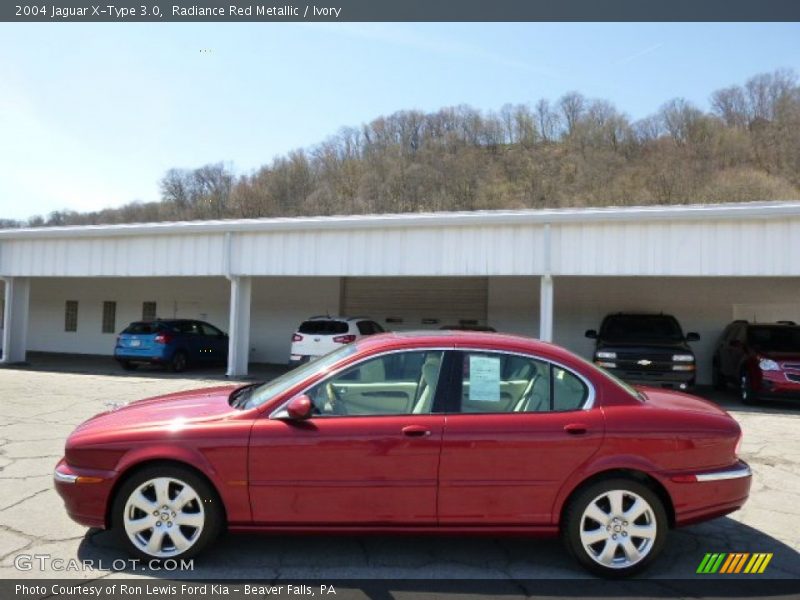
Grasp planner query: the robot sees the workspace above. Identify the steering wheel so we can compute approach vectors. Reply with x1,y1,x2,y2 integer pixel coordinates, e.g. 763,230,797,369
326,382,348,415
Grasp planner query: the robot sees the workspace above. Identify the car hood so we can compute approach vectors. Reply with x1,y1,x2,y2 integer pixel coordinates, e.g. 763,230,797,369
756,351,800,361
636,386,729,417
74,385,241,433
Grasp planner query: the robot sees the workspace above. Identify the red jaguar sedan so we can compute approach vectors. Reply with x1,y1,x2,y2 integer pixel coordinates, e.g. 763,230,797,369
54,332,751,577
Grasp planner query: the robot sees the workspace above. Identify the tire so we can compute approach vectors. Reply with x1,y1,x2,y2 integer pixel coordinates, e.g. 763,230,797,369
563,478,667,578
120,361,138,371
112,464,223,561
711,361,725,390
170,351,188,373
740,371,757,405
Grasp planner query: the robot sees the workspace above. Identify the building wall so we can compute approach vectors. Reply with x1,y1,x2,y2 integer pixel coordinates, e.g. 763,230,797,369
487,277,540,339
552,276,800,384
22,275,800,382
250,277,342,364
27,277,229,356
26,276,344,365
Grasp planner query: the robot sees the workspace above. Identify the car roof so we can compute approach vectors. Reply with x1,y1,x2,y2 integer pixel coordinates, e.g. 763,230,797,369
354,330,579,363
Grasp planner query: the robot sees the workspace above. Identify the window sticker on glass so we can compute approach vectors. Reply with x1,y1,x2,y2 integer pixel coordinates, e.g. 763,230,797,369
469,355,501,401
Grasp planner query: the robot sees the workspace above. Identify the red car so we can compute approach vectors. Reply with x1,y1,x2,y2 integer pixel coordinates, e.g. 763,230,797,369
55,332,751,577
713,320,800,404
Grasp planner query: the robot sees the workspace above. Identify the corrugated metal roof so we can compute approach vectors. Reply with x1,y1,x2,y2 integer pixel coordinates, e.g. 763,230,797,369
2,200,800,239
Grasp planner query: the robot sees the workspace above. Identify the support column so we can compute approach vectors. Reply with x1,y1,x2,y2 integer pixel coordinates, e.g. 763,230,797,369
226,276,252,377
539,274,554,342
1,277,30,364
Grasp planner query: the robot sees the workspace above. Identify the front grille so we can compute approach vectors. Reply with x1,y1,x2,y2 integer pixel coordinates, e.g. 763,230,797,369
615,359,673,372
786,373,800,383
783,363,800,371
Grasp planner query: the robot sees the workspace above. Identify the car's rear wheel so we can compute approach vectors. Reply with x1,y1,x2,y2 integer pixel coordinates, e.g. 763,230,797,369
563,478,667,578
740,372,757,405
112,465,222,561
170,351,187,373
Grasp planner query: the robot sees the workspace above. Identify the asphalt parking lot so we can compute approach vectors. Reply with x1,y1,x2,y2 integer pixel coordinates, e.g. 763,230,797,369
0,358,798,586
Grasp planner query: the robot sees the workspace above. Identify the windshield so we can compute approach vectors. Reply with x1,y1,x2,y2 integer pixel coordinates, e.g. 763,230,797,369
600,315,684,342
243,344,357,409
749,326,800,352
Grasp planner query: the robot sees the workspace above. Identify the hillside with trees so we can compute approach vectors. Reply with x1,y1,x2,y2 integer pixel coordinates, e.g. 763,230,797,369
8,69,800,228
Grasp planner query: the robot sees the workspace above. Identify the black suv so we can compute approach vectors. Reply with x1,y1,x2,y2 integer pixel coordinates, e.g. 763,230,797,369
586,313,700,389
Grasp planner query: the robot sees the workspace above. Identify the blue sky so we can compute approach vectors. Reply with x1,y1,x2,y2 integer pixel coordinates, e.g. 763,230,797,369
0,22,798,221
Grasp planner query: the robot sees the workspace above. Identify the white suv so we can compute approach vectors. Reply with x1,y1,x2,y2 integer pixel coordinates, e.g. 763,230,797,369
289,316,385,366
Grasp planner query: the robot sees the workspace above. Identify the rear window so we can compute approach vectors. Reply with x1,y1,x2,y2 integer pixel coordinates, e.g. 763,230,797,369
299,320,349,335
600,315,684,342
122,322,165,335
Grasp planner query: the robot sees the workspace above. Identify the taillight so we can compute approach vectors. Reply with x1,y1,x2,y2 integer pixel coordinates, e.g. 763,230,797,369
154,333,173,344
292,334,303,342
333,334,357,344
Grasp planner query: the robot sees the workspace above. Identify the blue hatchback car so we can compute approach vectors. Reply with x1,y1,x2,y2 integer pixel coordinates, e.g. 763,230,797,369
114,319,229,372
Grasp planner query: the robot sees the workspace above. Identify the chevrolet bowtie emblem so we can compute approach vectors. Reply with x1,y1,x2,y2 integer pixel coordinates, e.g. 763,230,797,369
637,359,653,366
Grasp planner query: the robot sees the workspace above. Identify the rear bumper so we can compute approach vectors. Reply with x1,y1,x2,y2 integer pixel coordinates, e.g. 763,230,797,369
288,355,314,367
114,347,171,363
666,460,752,526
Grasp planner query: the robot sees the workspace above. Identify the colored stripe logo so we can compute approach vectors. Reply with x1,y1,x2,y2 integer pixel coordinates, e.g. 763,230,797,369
697,553,773,574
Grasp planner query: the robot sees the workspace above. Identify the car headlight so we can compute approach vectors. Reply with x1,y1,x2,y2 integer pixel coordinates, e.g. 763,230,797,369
596,351,617,359
758,358,780,371
595,361,617,369
672,354,694,362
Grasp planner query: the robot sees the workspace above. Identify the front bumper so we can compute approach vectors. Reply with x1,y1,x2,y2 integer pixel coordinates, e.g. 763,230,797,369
666,460,752,526
53,459,117,529
754,373,800,400
605,367,695,389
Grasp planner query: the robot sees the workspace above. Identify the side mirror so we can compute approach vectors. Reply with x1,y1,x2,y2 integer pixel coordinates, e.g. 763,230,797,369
585,329,598,339
286,394,313,420
686,332,700,342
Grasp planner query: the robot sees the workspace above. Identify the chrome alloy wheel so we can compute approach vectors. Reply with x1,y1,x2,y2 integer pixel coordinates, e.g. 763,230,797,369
123,477,205,558
579,489,657,569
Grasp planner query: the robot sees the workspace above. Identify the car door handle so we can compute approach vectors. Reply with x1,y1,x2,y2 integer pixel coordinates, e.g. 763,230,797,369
564,423,588,435
402,425,431,437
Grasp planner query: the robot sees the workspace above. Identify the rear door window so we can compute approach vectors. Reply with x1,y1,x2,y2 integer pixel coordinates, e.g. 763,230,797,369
199,323,223,336
456,352,589,413
176,321,201,335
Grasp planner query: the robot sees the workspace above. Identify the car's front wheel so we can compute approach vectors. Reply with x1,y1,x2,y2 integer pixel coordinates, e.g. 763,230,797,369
740,372,757,405
112,465,223,561
563,478,667,577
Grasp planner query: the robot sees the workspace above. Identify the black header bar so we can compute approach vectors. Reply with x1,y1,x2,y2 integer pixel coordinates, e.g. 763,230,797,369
4,0,800,22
